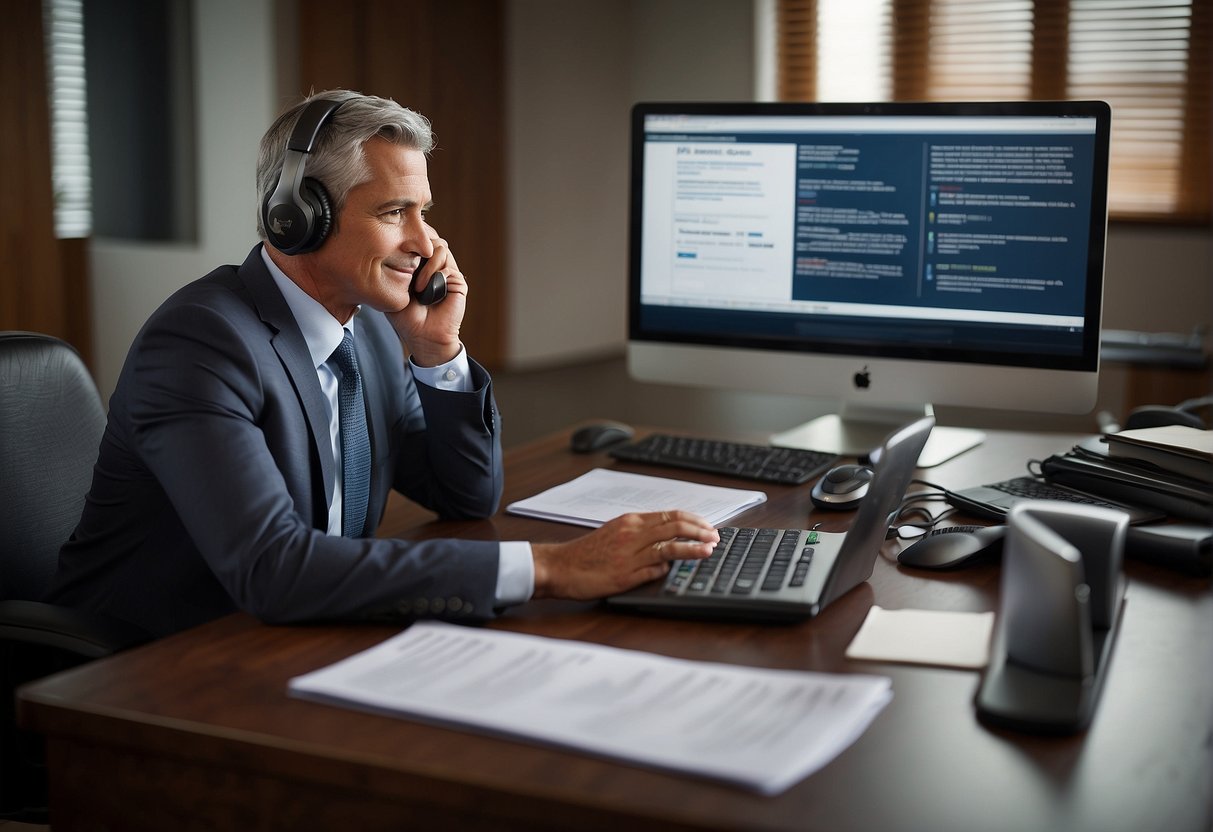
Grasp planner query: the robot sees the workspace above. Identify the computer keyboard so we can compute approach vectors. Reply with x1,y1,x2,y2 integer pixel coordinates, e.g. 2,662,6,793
989,476,1122,506
609,433,836,485
663,527,821,596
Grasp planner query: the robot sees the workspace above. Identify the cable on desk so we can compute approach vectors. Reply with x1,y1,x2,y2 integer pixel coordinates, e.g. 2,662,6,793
909,477,949,493
885,481,955,539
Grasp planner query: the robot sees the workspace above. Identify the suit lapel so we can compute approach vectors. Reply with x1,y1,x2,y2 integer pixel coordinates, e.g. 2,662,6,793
237,247,336,509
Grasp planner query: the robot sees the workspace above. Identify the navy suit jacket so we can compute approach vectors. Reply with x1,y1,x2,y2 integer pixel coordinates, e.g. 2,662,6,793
47,246,504,637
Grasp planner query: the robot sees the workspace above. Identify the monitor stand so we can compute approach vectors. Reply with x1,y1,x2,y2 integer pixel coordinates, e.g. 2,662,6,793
770,403,984,468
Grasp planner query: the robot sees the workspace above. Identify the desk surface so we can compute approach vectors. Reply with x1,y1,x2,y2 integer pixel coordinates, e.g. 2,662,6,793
19,428,1213,832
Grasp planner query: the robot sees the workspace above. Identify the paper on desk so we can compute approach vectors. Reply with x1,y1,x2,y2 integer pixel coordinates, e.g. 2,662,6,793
288,622,892,795
845,606,995,670
506,468,766,528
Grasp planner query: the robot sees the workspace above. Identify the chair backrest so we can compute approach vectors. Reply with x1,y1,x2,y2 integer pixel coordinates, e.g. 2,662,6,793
0,332,105,601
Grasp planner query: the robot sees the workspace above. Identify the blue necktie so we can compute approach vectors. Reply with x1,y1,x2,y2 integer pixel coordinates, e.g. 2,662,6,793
331,332,371,538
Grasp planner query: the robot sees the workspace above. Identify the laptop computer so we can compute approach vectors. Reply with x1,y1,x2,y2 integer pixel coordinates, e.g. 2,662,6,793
607,416,934,621
945,476,1165,526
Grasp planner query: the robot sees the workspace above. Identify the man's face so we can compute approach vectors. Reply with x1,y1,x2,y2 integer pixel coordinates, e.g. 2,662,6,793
306,137,434,322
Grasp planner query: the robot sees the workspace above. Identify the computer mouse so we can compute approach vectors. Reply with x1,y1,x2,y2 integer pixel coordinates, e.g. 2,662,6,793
810,464,873,510
570,422,635,453
897,524,1007,570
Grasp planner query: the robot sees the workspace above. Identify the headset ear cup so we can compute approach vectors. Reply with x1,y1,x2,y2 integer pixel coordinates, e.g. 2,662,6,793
263,172,309,253
296,178,333,253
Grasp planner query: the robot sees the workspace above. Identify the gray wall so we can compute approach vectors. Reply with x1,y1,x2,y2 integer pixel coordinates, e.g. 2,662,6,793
89,0,278,397
505,0,758,369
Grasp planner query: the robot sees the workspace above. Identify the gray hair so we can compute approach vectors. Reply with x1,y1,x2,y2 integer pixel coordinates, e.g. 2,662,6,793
255,90,434,240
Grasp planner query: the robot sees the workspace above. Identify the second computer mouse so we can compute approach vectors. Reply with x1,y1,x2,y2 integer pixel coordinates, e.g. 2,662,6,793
897,524,1007,570
810,464,873,510
570,422,635,453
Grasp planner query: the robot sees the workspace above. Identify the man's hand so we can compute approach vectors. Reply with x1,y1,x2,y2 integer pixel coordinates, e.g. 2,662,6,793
531,510,719,600
389,230,466,367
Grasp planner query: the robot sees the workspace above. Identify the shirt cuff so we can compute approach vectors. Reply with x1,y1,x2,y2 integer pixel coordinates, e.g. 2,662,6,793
409,345,472,392
495,542,535,606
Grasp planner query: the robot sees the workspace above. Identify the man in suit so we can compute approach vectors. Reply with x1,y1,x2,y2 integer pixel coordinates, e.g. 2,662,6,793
46,90,717,638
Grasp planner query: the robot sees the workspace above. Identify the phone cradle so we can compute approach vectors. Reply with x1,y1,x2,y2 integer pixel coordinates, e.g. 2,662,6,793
976,502,1128,734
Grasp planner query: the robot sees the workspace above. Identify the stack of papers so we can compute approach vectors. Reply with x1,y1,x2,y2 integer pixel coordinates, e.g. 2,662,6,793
506,468,767,528
289,622,893,795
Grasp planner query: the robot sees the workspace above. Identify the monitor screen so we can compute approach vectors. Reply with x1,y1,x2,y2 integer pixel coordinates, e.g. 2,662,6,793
627,101,1111,464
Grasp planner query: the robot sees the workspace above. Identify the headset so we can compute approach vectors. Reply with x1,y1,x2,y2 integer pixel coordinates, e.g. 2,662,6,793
261,97,448,305
262,98,345,255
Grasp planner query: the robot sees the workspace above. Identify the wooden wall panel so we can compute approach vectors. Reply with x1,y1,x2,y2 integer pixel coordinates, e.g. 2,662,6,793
296,0,507,368
0,0,86,358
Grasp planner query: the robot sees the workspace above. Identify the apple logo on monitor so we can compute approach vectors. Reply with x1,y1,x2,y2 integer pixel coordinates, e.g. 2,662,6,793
853,366,871,389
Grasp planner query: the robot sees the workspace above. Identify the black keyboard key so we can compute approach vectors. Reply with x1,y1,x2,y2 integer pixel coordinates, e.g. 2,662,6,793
788,547,814,587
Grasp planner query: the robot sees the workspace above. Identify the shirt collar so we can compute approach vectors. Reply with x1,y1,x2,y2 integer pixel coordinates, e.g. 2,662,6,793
261,246,353,368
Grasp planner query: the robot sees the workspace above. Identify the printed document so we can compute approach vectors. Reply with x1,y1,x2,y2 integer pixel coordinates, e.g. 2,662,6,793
506,468,766,528
289,622,892,795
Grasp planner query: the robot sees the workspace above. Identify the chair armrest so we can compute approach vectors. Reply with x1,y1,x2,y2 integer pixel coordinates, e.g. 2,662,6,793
0,600,150,658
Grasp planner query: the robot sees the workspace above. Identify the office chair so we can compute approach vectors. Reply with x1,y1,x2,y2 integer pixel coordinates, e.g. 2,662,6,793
0,331,149,823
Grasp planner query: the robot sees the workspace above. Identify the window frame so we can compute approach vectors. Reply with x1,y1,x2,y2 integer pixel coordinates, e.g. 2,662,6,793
774,0,1211,225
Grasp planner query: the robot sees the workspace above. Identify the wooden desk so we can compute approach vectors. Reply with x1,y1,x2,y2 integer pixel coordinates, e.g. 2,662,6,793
18,429,1213,831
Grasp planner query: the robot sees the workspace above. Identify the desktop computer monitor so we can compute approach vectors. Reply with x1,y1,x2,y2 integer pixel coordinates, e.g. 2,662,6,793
627,100,1111,466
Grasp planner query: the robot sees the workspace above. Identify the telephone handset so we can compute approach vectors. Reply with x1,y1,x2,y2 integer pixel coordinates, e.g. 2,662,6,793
411,258,447,306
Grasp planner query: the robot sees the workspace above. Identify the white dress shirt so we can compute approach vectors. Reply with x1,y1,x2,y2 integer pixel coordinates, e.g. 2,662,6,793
261,248,534,605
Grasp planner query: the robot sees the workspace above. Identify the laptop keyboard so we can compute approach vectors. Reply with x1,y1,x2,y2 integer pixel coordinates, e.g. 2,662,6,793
663,527,819,596
610,434,836,485
988,476,1126,508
